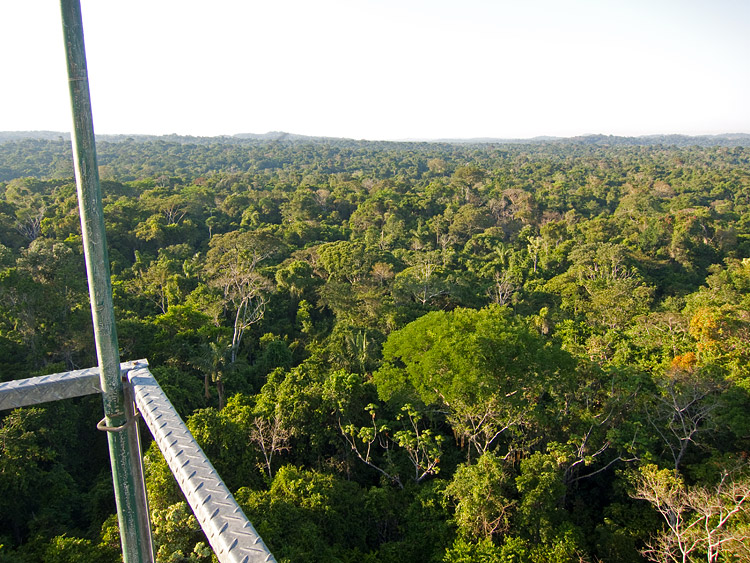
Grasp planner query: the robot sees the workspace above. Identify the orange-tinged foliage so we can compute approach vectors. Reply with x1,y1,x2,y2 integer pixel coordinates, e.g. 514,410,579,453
689,308,723,356
670,351,697,372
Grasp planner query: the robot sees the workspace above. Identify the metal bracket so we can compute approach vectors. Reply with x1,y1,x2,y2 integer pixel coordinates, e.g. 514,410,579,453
97,367,143,432
96,412,141,432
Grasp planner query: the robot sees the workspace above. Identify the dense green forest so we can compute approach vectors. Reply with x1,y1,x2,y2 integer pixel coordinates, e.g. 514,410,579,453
1,136,750,562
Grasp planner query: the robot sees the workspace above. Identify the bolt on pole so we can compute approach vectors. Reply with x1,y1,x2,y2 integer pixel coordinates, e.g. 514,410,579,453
60,1,154,561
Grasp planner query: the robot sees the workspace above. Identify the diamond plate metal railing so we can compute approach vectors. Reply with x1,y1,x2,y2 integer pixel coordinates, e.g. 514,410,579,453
0,360,147,411
0,361,277,563
127,364,276,563
1,365,98,410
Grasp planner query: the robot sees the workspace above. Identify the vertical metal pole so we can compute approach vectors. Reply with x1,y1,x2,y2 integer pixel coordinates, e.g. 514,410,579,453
60,1,154,561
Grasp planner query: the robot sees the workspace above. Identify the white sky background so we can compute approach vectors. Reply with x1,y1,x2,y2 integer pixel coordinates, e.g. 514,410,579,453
1,0,749,140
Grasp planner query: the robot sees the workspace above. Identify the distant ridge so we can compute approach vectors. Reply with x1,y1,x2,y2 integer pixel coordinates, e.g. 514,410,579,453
0,131,71,141
2,130,750,147
427,133,750,147
568,133,750,147
232,131,341,142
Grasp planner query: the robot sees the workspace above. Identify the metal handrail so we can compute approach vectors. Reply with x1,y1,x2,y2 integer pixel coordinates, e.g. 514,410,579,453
128,364,276,563
0,361,277,563
0,365,101,411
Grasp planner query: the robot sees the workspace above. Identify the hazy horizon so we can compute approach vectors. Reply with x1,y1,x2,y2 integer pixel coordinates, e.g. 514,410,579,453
3,129,750,144
3,1,749,141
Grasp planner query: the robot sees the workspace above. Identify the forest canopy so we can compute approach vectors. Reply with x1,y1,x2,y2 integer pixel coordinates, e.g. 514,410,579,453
1,136,750,562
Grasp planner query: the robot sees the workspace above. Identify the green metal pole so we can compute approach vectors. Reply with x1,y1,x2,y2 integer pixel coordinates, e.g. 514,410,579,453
60,1,154,561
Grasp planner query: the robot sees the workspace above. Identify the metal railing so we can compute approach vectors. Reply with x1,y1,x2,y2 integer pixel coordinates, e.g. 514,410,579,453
0,365,101,410
0,361,277,563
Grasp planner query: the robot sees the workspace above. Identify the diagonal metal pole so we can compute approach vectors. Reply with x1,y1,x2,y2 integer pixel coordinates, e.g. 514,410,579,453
60,1,154,561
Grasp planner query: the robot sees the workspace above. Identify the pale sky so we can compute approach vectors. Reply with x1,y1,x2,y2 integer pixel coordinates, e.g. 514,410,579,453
1,0,749,141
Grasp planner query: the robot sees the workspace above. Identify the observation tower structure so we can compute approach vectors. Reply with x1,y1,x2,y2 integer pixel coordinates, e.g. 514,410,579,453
0,2,276,562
